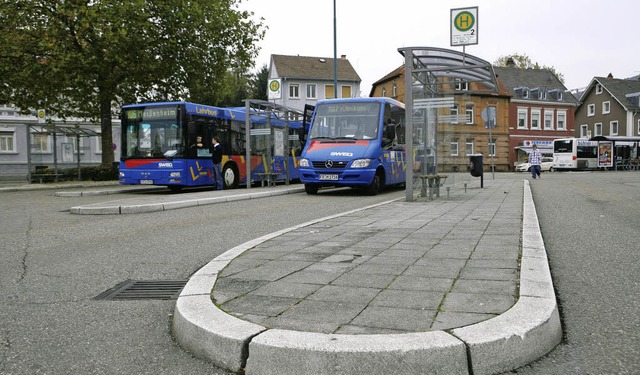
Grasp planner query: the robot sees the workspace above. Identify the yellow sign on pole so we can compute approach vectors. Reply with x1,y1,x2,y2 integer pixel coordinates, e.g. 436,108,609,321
37,109,46,124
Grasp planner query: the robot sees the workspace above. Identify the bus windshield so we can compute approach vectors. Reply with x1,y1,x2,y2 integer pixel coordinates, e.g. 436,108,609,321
122,106,183,158
309,102,380,140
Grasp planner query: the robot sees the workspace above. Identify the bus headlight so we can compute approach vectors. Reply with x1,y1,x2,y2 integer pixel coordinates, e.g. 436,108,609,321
119,172,125,177
299,158,310,167
169,172,181,177
351,159,371,168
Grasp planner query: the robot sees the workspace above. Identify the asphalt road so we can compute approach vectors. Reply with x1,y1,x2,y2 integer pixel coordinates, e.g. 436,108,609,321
2,172,639,374
0,184,404,374
506,171,640,375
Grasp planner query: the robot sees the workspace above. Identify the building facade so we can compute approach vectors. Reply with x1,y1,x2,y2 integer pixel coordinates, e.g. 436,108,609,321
0,104,119,181
268,54,362,113
370,66,512,172
493,66,578,167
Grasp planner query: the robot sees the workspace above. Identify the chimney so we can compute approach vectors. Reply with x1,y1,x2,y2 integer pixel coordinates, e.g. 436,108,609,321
341,55,346,59
506,57,516,67
607,73,613,79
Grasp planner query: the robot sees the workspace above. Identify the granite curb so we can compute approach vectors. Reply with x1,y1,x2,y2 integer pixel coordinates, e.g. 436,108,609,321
172,179,561,374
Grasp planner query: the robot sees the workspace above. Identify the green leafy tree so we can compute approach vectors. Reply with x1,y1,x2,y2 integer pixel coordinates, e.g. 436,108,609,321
250,64,269,101
494,53,565,84
0,0,265,165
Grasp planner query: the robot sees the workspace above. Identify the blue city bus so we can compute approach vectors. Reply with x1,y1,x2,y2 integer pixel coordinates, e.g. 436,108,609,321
119,101,306,191
297,97,406,195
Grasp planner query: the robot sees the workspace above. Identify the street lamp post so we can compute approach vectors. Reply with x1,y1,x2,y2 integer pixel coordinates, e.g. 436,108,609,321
333,0,338,99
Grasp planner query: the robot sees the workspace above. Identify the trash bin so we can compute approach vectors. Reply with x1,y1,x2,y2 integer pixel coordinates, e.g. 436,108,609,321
469,154,483,177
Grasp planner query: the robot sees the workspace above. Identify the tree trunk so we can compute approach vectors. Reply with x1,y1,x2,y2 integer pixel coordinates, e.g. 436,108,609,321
99,96,114,166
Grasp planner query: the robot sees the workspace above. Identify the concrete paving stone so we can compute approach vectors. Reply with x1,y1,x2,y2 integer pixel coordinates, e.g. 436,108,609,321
278,270,344,285
441,292,516,314
278,252,329,262
335,246,386,256
349,240,393,249
335,324,411,335
250,280,324,299
404,264,464,279
458,267,518,281
321,254,369,265
218,258,268,277
213,278,269,303
471,245,520,260
307,285,381,304
227,260,313,281
350,306,436,331
430,311,496,330
262,316,343,334
237,250,291,261
465,258,518,269
426,245,474,259
376,248,427,258
452,278,517,295
295,245,340,255
305,262,356,273
278,300,367,324
220,294,300,317
365,254,422,266
388,275,454,293
478,234,520,247
330,271,397,288
370,289,443,310
348,263,409,275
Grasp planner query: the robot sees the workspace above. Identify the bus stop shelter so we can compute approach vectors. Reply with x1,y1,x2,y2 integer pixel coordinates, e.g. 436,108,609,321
398,47,500,201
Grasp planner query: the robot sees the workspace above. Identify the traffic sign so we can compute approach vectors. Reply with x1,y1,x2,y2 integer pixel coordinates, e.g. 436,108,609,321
37,109,46,124
451,7,478,46
268,79,281,100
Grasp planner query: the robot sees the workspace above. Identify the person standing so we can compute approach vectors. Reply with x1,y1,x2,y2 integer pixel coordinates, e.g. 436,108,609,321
211,136,224,190
529,144,542,179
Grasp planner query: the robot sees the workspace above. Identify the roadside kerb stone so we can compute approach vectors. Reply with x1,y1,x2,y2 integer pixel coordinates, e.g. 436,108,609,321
245,330,468,375
451,180,562,375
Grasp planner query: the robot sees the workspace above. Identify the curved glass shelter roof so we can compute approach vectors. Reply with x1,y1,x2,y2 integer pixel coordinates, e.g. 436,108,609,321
398,46,499,95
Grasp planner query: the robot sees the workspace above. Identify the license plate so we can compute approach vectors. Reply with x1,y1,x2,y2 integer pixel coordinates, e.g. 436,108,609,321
319,174,338,181
140,179,153,185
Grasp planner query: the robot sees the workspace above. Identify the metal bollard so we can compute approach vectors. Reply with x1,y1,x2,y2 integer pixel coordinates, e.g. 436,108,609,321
446,186,450,200
464,182,467,193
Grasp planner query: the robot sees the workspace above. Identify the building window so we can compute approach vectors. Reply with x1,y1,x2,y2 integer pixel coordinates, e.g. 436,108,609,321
95,133,102,154
392,83,397,98
517,109,528,129
306,84,317,99
488,138,496,157
0,130,16,152
325,85,335,99
381,88,387,97
32,133,51,153
587,104,595,116
580,124,589,138
539,90,547,100
557,111,567,130
450,138,458,156
341,85,352,98
558,92,563,100
522,89,529,99
465,104,474,124
454,78,468,91
531,109,541,130
450,104,459,124
638,119,640,135
544,110,554,130
594,123,602,136
596,84,603,94
289,84,299,99
465,138,474,155
602,101,610,114
610,120,618,135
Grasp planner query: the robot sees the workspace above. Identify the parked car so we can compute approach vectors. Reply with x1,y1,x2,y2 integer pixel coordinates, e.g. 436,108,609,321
516,157,554,172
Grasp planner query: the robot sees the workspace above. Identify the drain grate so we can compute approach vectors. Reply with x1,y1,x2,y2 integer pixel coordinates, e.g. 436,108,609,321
94,279,188,300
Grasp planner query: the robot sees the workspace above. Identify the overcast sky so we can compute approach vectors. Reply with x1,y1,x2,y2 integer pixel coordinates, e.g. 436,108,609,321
239,0,639,97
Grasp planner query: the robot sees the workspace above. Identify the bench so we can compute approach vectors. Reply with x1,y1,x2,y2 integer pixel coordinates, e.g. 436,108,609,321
419,174,448,199
255,172,279,187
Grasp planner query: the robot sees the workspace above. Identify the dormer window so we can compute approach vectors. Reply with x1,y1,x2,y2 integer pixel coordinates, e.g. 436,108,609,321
454,78,468,91
558,92,563,100
522,88,529,98
539,90,547,100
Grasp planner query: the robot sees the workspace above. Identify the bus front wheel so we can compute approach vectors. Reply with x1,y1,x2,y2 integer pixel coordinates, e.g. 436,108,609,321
222,163,239,189
304,184,319,195
364,172,383,196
